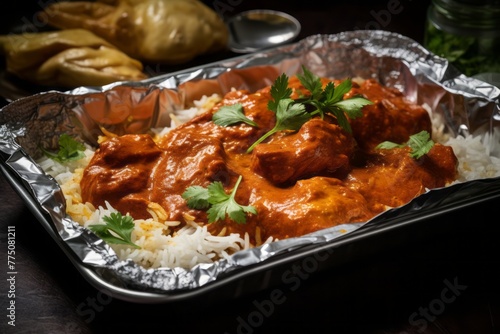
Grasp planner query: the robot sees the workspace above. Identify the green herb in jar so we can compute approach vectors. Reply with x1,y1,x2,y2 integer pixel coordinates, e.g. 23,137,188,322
424,0,500,77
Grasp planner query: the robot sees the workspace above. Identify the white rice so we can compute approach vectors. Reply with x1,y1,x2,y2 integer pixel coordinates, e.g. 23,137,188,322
83,202,247,269
37,95,500,270
38,93,254,270
427,103,500,182
444,130,500,182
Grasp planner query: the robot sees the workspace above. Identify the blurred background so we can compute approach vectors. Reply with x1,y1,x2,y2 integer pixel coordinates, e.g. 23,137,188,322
0,0,435,102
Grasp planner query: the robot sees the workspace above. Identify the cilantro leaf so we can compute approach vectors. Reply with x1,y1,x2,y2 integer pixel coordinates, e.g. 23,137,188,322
211,66,373,153
182,185,210,209
329,97,372,133
206,181,231,204
296,66,372,131
182,175,257,224
268,73,292,112
375,141,401,150
212,103,258,127
42,134,86,163
246,99,310,153
407,130,435,158
89,212,140,249
276,99,311,131
297,67,323,100
332,97,370,118
246,67,372,152
375,130,435,159
328,78,352,103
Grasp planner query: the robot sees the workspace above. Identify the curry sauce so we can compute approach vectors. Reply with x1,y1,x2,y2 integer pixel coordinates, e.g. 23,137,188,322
81,77,458,243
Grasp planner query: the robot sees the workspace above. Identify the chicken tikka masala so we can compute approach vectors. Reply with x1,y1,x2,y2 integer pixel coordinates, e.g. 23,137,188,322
81,71,458,244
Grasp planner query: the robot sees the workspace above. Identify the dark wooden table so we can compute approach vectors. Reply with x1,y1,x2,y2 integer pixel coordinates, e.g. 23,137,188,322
2,1,500,333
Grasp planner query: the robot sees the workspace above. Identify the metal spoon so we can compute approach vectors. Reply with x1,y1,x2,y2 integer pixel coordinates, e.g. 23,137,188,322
226,10,301,53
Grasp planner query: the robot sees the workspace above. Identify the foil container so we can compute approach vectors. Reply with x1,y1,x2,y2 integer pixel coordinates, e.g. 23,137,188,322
1,31,500,303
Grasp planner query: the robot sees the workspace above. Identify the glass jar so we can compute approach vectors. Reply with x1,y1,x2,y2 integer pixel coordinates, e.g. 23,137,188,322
424,0,500,80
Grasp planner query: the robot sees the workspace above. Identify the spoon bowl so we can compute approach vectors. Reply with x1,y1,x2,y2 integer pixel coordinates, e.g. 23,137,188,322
226,10,301,53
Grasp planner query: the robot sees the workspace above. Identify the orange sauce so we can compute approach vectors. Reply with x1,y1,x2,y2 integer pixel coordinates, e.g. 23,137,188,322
81,77,458,243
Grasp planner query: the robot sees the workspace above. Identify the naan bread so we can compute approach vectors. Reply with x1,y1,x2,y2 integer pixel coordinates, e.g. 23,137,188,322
0,29,147,87
37,0,229,64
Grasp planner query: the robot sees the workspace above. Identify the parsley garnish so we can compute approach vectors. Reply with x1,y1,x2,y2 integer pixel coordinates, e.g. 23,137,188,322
267,73,293,112
212,103,258,127
211,66,373,153
182,175,257,224
246,98,310,153
42,134,86,163
376,130,435,159
89,212,140,249
296,67,371,132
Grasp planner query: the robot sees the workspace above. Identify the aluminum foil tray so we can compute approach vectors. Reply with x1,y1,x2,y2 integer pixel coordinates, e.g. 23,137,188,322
1,31,499,303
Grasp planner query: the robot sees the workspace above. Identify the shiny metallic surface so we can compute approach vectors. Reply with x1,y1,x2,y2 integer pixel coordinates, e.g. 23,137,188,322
227,10,301,53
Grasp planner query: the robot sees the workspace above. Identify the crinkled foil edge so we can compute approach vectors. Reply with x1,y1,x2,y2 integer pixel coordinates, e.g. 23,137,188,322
1,31,499,294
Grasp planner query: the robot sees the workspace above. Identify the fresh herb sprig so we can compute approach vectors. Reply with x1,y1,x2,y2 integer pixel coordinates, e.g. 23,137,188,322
296,67,372,132
267,72,293,112
182,175,256,224
211,66,373,153
89,212,140,249
212,103,258,127
42,134,86,163
376,130,435,159
246,98,310,153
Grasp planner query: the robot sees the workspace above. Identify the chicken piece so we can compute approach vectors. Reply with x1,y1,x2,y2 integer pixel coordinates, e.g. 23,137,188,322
37,0,229,64
249,176,372,240
251,118,356,185
0,29,147,87
348,78,432,151
347,144,458,213
81,134,163,219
